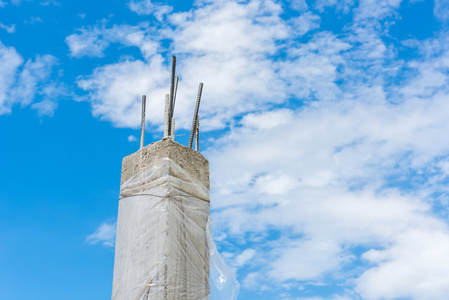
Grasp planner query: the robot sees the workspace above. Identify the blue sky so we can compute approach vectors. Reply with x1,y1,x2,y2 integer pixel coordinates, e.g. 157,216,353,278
2,0,449,299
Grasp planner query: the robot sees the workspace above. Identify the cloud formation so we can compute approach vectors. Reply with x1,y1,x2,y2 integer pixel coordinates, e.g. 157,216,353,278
0,41,58,115
128,0,172,20
70,0,292,130
0,22,15,33
86,220,117,247
70,0,449,298
205,29,449,297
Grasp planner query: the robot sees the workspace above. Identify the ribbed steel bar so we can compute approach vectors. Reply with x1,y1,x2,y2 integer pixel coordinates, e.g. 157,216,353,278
195,117,199,151
188,82,203,149
164,94,170,138
140,95,146,149
171,76,179,121
171,118,175,140
168,56,176,136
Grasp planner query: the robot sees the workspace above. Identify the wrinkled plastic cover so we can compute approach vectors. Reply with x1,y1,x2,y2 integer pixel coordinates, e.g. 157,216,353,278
112,158,239,300
207,217,240,300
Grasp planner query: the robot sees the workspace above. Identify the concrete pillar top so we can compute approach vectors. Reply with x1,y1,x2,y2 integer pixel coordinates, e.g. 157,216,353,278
121,138,210,189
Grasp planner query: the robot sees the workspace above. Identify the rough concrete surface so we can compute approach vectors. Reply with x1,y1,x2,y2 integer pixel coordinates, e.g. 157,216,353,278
121,138,210,188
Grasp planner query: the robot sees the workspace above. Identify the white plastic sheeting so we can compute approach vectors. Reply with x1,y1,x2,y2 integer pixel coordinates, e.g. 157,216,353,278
207,218,240,300
112,157,239,300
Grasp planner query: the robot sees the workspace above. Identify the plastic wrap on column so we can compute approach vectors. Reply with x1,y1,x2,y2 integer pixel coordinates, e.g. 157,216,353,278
112,157,239,300
113,158,210,300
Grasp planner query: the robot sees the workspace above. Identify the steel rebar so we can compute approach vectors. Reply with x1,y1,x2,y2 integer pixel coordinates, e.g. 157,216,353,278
140,95,146,149
168,56,176,136
188,82,203,149
171,118,175,140
195,117,199,151
164,94,170,138
171,76,179,121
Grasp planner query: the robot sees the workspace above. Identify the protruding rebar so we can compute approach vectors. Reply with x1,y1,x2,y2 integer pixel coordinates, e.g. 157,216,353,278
172,76,179,121
171,118,175,140
188,82,203,149
195,116,199,151
168,56,176,136
140,95,146,149
164,94,170,138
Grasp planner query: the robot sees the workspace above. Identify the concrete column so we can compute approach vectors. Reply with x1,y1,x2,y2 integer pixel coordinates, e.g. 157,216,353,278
112,139,210,300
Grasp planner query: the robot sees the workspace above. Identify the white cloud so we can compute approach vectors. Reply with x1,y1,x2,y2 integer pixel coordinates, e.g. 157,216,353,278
10,55,57,106
255,174,297,195
170,0,287,56
127,134,138,142
66,26,110,58
434,0,449,22
0,41,23,114
167,0,290,130
66,23,160,59
289,0,308,11
290,12,321,36
86,220,117,247
24,16,43,25
241,109,294,130
234,248,256,267
0,22,15,33
357,229,449,299
241,272,259,289
77,56,169,128
31,99,57,116
206,44,449,293
128,0,172,21
353,0,402,22
0,41,58,115
269,238,348,281
279,32,350,101
315,0,355,13
73,0,291,130
315,0,402,19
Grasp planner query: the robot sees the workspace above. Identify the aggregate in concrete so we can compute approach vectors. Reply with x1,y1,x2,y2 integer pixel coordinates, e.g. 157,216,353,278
121,138,210,188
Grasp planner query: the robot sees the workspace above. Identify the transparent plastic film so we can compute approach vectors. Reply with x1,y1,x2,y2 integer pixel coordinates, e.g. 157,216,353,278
112,158,239,300
207,217,240,300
